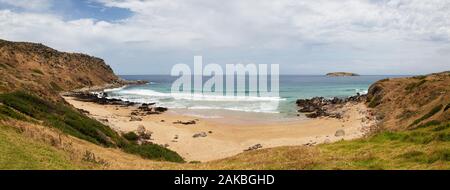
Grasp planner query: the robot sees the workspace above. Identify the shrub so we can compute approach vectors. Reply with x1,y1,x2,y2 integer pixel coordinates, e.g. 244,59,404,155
123,143,185,163
0,91,120,146
428,149,450,163
416,120,441,129
31,69,44,75
410,104,443,127
122,132,139,141
412,75,426,80
433,122,450,132
445,104,450,112
405,80,426,92
0,104,28,121
368,95,382,108
50,82,63,92
0,91,184,163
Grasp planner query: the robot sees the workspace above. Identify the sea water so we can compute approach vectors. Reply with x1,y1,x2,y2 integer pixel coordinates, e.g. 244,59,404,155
104,75,402,120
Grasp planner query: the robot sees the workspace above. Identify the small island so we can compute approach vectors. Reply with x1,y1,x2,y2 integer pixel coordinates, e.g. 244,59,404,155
326,72,360,77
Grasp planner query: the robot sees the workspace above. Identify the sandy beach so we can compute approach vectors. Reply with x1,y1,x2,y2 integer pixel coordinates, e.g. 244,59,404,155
64,96,374,162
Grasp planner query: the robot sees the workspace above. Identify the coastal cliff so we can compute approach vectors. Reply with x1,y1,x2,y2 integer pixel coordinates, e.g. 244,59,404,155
0,39,123,101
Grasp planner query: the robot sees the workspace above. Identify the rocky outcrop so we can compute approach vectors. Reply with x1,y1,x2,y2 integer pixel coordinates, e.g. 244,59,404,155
326,72,360,77
296,94,367,118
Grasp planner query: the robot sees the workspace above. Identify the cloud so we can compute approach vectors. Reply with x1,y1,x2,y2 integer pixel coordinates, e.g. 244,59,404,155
0,0,449,74
0,0,53,11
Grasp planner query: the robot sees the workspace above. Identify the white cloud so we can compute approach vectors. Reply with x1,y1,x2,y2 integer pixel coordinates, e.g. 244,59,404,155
0,0,449,74
0,0,53,11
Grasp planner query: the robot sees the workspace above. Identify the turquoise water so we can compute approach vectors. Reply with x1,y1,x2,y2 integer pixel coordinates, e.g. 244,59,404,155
105,75,401,118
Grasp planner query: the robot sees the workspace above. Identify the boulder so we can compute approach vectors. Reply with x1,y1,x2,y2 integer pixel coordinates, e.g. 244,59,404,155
335,129,345,137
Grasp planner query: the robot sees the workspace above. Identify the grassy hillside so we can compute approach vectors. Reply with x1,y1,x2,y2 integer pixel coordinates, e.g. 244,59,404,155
198,121,450,170
0,91,184,163
0,125,85,169
367,71,450,130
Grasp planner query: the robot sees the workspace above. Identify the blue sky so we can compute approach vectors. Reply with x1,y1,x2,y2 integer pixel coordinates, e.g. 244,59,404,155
0,0,449,75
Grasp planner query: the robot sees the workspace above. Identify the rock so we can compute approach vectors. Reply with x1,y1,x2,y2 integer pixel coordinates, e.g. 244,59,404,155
174,120,196,125
137,125,146,134
130,116,142,121
77,108,90,114
154,107,168,113
244,144,263,151
136,125,152,140
192,132,207,138
296,94,366,119
335,129,345,137
160,120,165,122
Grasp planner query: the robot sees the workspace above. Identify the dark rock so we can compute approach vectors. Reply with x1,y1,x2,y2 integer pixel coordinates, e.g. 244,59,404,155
174,120,196,125
296,94,366,119
193,132,207,138
77,108,90,114
154,107,168,113
244,144,263,151
130,116,142,121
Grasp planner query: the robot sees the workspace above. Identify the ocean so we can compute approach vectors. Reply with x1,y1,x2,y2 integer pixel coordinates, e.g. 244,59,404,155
104,75,401,120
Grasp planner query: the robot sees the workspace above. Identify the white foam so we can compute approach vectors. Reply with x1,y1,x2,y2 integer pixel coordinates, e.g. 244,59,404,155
110,88,284,102
105,88,283,113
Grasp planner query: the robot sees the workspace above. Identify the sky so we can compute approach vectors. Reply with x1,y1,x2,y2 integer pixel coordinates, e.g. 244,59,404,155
0,0,449,75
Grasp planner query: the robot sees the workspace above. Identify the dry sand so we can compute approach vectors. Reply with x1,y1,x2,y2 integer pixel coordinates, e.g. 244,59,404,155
64,96,374,162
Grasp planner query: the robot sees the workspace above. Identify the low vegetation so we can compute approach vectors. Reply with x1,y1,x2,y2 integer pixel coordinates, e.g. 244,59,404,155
0,91,184,163
0,125,84,169
204,121,450,170
405,79,426,92
409,104,443,127
31,69,44,75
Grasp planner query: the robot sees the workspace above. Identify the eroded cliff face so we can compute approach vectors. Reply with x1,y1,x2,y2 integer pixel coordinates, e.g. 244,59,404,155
0,39,123,101
366,71,450,130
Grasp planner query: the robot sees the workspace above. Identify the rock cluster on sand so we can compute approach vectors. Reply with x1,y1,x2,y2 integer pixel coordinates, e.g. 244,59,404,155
244,144,263,151
193,132,207,138
67,92,169,117
174,119,198,125
296,94,367,118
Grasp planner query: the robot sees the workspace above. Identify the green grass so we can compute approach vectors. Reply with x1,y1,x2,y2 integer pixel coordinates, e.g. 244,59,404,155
409,104,443,127
0,91,184,163
315,121,450,169
0,125,83,169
